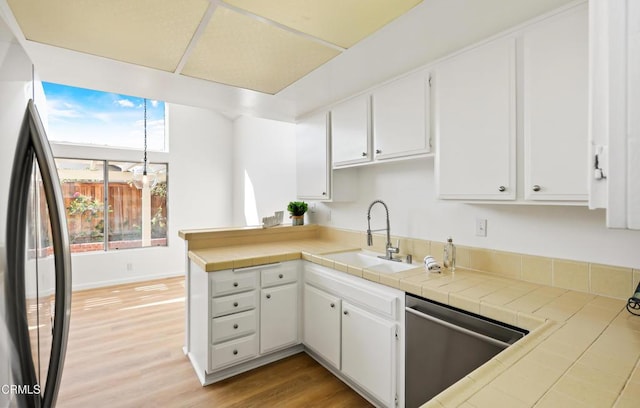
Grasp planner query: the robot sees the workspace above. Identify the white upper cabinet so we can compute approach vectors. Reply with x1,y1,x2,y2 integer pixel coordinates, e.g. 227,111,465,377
435,38,517,200
296,112,330,200
436,4,588,203
522,5,588,201
332,95,371,167
372,70,431,160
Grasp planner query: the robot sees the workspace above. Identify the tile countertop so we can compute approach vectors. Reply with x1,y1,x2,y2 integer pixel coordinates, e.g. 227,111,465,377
186,240,640,408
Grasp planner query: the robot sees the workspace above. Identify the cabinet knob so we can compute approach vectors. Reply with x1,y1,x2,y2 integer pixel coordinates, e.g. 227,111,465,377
498,186,506,192
532,185,541,192
322,192,327,196
233,349,238,355
361,152,367,157
343,310,349,316
278,274,283,279
330,303,335,308
233,282,239,287
266,294,271,299
233,302,239,307
375,149,382,154
233,323,238,329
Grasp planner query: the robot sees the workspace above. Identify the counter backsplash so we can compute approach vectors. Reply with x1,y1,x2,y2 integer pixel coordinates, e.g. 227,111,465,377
318,226,640,301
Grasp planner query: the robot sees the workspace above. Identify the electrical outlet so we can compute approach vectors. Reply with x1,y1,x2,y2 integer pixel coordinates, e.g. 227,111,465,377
475,218,487,237
309,203,317,214
126,263,133,271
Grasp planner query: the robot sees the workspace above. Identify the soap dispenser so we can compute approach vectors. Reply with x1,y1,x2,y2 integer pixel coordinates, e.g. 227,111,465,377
443,237,456,271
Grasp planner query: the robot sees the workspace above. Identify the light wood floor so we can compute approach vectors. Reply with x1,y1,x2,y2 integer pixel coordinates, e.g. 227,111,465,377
57,276,371,407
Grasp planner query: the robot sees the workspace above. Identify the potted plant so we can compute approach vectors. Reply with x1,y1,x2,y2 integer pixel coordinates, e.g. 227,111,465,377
287,201,308,226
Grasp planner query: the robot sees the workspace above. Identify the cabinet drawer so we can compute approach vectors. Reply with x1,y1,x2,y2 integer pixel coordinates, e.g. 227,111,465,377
209,334,258,372
211,291,257,317
210,271,257,297
262,264,298,288
211,310,256,344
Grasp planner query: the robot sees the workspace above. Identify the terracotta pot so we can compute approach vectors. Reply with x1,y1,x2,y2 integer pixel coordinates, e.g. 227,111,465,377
291,215,304,226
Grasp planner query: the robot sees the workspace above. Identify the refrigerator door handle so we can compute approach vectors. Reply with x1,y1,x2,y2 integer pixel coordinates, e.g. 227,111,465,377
6,100,72,407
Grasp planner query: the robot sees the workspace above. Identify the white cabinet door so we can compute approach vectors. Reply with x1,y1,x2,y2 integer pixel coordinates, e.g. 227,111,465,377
303,284,341,369
332,95,371,167
260,283,298,354
522,5,588,201
436,38,516,200
296,112,330,200
341,302,396,407
372,70,431,160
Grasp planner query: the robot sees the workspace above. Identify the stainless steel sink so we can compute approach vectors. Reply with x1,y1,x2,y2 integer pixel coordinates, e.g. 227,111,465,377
323,250,418,273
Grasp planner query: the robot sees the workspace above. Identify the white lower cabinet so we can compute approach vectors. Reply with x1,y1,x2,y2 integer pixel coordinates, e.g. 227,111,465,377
260,283,299,354
303,284,341,368
303,263,403,408
342,301,396,407
187,260,302,384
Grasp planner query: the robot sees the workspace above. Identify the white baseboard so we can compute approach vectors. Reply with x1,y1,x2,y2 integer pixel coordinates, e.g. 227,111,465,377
71,271,184,292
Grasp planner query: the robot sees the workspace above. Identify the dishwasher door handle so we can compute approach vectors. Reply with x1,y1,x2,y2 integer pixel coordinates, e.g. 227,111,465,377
406,306,512,349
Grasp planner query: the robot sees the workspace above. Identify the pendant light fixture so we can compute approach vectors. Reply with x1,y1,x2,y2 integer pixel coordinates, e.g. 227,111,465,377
132,98,157,189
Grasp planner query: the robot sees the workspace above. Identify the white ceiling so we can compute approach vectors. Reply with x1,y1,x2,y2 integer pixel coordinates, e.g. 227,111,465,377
0,0,578,122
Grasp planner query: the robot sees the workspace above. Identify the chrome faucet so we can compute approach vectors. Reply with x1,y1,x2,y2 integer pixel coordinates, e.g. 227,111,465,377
366,200,401,262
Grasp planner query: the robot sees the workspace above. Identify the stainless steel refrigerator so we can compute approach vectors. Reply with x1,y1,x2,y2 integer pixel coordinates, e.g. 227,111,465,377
1,19,72,408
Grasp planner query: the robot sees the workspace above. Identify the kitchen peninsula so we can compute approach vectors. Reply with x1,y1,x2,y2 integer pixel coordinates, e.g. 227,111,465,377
179,225,639,408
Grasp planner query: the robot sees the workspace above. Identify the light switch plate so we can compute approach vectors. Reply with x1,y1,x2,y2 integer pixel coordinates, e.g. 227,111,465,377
476,218,487,237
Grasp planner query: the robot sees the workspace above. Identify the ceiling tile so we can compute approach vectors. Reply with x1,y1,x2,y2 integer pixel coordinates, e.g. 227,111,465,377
8,0,209,72
223,0,423,48
181,7,341,95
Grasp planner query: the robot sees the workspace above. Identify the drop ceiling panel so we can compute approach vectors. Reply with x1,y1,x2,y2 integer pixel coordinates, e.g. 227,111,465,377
7,0,209,72
223,0,423,48
181,7,340,95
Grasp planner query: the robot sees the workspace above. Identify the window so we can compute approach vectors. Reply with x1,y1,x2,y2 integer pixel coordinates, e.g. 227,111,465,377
42,82,166,151
43,83,169,254
56,159,168,253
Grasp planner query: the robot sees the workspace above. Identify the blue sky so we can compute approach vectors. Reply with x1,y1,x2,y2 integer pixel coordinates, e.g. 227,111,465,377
42,82,166,151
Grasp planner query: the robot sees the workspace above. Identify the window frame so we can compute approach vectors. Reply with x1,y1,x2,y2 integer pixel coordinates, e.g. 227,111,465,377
55,155,169,254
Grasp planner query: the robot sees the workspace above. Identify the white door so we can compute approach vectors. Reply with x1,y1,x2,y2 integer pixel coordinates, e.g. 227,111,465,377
332,95,371,167
372,70,431,160
260,283,298,354
341,302,396,407
303,284,341,369
435,38,516,200
522,5,588,201
296,112,330,200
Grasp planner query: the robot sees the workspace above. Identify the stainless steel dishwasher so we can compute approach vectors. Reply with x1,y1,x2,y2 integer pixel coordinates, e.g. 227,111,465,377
405,294,527,407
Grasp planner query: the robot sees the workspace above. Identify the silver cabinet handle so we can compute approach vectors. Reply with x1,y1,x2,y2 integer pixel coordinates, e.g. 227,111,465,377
375,149,382,154
266,294,271,299
361,152,367,157
278,274,283,279
343,310,349,316
532,185,541,192
330,303,335,308
233,282,239,287
322,192,327,196
233,323,239,329
233,302,239,307
233,349,238,355
499,186,506,192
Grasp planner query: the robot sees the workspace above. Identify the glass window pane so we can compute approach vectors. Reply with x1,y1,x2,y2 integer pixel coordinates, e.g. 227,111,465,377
107,162,167,250
55,158,106,253
42,82,166,152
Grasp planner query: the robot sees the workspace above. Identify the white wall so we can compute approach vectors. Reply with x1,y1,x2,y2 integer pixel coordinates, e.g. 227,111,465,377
311,158,640,269
52,103,233,290
231,116,296,226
